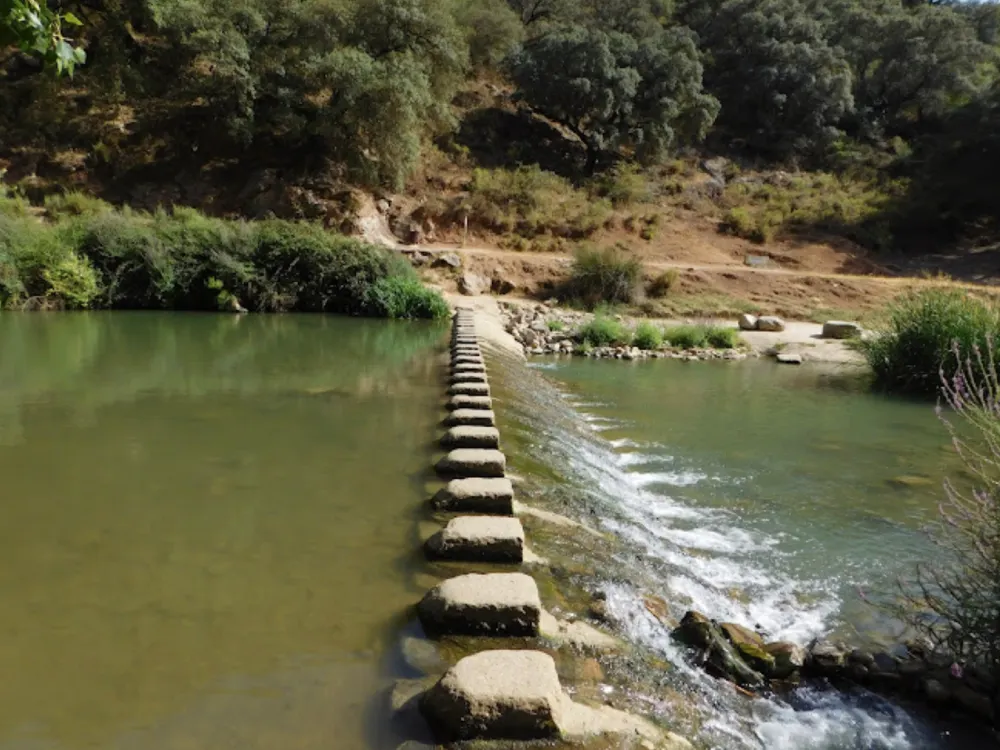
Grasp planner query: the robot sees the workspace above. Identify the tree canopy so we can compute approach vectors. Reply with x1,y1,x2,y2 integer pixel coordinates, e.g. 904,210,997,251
1,0,86,73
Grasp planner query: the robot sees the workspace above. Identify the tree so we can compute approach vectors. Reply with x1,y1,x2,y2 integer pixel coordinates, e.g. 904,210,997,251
1,0,86,74
680,0,853,159
822,0,994,139
454,0,523,71
507,24,718,172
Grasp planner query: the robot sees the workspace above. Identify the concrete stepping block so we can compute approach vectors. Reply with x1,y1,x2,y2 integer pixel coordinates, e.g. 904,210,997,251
443,409,496,427
451,362,486,373
448,382,491,397
452,337,478,345
451,347,481,356
433,477,514,514
425,516,524,562
418,573,541,636
450,372,488,385
436,448,505,477
420,650,562,741
447,394,492,411
452,355,483,365
440,425,500,450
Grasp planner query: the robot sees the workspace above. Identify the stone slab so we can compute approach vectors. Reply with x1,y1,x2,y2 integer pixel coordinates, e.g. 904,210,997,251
433,477,514,514
446,394,493,411
418,573,541,636
440,425,501,450
425,515,524,562
451,347,482,357
452,355,484,366
451,362,486,374
443,409,496,427
436,448,506,477
448,382,491,397
420,650,563,742
450,372,488,385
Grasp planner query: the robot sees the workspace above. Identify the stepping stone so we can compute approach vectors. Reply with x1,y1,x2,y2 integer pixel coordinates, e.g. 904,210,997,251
418,573,541,636
433,477,514,514
425,516,524,562
450,372,488,385
448,382,491,397
451,347,481,356
451,362,486,374
447,394,492,411
453,336,478,344
436,448,505,477
444,409,496,427
440,425,500,450
420,650,562,741
452,355,483,365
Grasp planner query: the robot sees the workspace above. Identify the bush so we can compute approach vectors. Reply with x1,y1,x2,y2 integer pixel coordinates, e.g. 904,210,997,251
577,314,630,347
564,245,642,309
664,323,740,349
632,321,663,350
547,319,565,331
43,192,114,219
590,163,652,207
647,269,678,298
364,273,450,319
42,253,100,308
861,289,1000,396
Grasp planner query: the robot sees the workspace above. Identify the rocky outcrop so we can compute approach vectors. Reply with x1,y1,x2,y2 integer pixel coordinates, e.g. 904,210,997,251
418,573,541,636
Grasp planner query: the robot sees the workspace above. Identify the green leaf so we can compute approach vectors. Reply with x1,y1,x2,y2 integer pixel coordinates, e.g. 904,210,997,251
73,46,86,64
63,11,82,25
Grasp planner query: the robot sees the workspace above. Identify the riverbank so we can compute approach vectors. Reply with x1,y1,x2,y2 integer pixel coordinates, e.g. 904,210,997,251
490,298,866,365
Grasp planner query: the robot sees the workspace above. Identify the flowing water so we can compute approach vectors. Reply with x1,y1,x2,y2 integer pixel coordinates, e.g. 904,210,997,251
0,312,445,750
489,355,995,750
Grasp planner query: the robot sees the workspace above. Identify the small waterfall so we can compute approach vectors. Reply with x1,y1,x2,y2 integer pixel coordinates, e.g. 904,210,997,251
487,355,984,750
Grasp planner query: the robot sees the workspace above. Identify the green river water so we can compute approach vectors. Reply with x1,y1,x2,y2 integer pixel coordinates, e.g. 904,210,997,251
0,312,444,750
0,314,988,750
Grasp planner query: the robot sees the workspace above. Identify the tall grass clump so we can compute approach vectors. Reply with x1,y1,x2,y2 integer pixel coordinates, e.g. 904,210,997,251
861,289,1000,396
632,320,663,350
577,314,630,347
664,323,740,349
564,245,642,309
892,346,1000,678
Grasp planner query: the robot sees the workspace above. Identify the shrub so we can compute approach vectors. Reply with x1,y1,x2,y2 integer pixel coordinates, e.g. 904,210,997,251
564,245,642,309
664,324,708,349
664,323,740,349
364,273,449,319
632,321,663,350
647,269,679,298
590,163,652,207
894,347,1000,675
577,314,630,347
861,288,1000,396
547,319,565,332
42,253,100,308
43,191,114,219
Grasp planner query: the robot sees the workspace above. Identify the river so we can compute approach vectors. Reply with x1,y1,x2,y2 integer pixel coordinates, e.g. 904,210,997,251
0,313,993,750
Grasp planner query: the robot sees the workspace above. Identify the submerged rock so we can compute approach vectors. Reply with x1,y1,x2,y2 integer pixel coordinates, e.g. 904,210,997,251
764,641,806,679
807,640,847,677
720,623,775,674
674,611,765,688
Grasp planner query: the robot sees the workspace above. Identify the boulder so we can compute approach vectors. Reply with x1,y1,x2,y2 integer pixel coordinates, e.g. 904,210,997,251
459,272,489,296
433,477,514,514
764,642,806,679
776,353,803,365
446,395,493,411
822,320,862,339
738,314,758,331
444,409,496,427
425,516,525,563
432,252,462,269
436,448,506,477
756,316,786,332
448,382,491,397
673,611,765,688
807,640,847,676
418,573,541,636
491,271,516,295
419,650,563,741
720,623,775,674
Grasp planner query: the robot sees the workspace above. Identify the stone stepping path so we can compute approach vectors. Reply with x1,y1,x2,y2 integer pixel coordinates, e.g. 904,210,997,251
402,310,665,747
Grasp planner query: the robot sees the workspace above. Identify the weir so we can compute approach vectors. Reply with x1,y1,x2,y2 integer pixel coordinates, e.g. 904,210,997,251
406,307,693,748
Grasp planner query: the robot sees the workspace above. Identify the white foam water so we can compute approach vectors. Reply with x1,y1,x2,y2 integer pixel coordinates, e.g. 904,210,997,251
493,357,970,750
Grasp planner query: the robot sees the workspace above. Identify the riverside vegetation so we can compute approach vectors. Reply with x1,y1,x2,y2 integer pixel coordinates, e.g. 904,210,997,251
0,191,448,317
